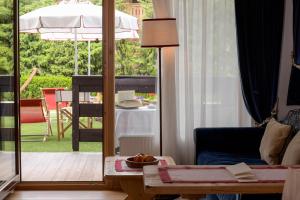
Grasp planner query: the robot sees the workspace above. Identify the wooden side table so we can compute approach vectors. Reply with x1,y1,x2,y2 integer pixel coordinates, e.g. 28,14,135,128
104,156,175,200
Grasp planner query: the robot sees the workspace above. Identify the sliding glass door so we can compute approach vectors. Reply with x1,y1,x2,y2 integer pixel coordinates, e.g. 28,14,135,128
0,0,20,197
19,0,104,182
1,0,117,187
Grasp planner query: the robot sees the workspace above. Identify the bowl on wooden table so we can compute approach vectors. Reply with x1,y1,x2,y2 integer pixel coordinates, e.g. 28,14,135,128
125,154,159,168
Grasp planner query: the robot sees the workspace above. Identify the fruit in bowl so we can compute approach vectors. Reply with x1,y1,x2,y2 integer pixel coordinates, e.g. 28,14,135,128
133,153,156,162
143,155,156,162
126,153,159,168
133,153,144,162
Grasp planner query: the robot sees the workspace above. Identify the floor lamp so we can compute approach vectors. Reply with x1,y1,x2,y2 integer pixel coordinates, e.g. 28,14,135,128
141,18,179,156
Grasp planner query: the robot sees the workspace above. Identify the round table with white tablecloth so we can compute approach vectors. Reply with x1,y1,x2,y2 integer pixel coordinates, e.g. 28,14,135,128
115,105,158,148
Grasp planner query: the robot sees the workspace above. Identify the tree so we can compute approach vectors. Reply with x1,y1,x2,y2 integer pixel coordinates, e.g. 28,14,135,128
20,34,103,76
115,0,156,76
0,0,13,74
116,39,156,76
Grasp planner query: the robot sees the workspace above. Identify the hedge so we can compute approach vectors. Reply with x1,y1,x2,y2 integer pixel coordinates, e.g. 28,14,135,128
20,75,71,99
19,75,157,100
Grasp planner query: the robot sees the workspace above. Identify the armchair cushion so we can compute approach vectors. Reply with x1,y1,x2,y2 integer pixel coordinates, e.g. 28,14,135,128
259,118,292,165
282,132,300,165
197,151,267,165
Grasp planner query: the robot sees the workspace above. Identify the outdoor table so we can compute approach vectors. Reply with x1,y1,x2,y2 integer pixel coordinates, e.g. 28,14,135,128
115,106,157,148
57,91,158,148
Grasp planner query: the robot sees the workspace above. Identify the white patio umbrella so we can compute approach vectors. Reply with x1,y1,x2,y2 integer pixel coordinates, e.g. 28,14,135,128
20,0,139,75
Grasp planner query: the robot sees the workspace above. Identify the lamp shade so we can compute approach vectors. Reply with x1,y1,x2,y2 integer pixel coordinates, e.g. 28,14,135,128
141,18,179,48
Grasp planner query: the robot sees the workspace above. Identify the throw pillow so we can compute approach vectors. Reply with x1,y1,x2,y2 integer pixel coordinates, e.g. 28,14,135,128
259,118,291,164
282,132,300,165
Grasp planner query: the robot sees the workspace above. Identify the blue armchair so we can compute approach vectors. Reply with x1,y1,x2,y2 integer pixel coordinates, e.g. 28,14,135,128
194,127,282,200
194,127,267,165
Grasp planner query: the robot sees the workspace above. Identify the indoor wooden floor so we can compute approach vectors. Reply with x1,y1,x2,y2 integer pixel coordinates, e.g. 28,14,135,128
0,152,16,181
6,191,127,200
21,152,103,181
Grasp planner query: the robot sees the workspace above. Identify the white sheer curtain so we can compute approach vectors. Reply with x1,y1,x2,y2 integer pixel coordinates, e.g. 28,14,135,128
153,0,251,164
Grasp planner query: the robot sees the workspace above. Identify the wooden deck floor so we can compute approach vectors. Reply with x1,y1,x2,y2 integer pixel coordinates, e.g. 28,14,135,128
21,152,103,181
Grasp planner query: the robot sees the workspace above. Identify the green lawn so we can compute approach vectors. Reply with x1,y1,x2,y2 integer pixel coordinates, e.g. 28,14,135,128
21,117,102,152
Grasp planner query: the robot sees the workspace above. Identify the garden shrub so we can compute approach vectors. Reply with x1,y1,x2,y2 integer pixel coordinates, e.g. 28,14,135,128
20,75,71,99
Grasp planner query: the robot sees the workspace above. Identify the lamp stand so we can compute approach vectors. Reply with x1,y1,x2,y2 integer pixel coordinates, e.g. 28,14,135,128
141,18,179,156
158,47,163,156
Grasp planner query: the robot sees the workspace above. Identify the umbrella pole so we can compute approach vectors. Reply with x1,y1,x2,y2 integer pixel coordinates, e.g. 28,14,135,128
74,28,78,75
88,40,91,75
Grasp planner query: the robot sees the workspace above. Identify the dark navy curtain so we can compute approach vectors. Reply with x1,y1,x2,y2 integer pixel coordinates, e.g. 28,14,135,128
235,0,284,123
287,0,300,105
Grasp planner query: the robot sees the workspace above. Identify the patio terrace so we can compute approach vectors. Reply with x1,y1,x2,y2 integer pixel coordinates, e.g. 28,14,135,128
1,75,157,181
22,152,103,181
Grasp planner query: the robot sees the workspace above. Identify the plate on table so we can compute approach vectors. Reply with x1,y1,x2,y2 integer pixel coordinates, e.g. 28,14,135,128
116,99,143,109
116,105,140,109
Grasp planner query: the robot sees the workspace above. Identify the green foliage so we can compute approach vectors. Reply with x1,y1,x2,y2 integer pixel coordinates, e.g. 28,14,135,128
19,0,55,15
20,34,103,76
116,40,156,75
0,0,13,74
0,45,12,73
20,75,71,99
115,0,126,11
0,24,13,74
139,0,154,18
115,0,153,18
0,4,12,23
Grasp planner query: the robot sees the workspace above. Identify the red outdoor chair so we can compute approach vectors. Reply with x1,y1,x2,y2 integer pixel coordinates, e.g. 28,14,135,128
41,88,66,111
20,99,52,142
55,90,90,141
55,90,72,141
41,88,66,131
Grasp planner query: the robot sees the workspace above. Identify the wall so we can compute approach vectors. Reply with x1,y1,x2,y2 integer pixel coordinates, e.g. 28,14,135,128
277,0,300,119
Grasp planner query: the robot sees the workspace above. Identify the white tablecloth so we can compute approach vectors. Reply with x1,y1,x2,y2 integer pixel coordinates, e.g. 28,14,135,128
115,106,158,147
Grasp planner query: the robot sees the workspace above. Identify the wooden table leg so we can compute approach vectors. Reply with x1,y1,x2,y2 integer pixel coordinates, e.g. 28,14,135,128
56,103,61,141
59,108,64,138
119,179,155,200
87,117,93,128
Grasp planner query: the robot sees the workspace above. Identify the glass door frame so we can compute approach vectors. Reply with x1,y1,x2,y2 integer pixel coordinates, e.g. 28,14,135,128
0,0,21,197
103,0,115,157
17,0,115,189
